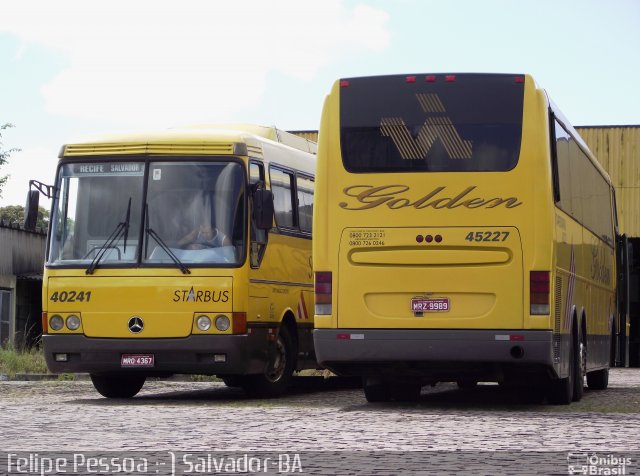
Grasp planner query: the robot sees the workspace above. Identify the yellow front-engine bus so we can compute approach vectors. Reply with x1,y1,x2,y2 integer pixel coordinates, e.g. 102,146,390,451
28,125,316,398
313,74,619,404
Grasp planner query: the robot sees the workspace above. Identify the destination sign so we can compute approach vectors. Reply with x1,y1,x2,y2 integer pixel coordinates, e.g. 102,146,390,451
69,163,144,177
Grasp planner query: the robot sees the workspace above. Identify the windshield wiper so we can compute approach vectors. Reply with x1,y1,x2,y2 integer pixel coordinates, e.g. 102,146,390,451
144,204,190,275
86,198,131,275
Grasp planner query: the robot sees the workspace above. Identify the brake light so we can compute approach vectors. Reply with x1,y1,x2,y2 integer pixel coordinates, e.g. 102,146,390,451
530,271,550,315
42,312,48,334
315,272,332,315
232,312,247,334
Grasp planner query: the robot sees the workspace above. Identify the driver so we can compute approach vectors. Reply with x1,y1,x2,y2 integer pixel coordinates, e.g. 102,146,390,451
178,224,231,249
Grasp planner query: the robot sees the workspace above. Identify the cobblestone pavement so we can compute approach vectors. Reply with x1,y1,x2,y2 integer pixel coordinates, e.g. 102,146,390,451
1,369,639,474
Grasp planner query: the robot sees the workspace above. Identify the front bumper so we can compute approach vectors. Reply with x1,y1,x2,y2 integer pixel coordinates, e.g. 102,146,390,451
43,330,270,376
314,329,556,380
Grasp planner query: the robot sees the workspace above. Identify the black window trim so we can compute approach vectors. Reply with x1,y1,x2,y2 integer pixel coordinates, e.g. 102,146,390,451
268,163,314,239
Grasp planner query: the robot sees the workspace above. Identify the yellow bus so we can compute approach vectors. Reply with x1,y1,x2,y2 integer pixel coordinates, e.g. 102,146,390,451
313,74,619,404
27,124,316,398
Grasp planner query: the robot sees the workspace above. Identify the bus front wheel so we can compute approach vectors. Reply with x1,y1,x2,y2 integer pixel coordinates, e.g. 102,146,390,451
241,325,295,398
90,374,146,398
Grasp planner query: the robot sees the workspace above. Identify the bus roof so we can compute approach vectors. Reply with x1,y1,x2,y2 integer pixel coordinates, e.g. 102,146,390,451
59,124,317,158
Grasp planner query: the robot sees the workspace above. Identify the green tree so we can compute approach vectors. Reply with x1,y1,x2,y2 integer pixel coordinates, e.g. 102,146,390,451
0,204,49,230
0,123,20,199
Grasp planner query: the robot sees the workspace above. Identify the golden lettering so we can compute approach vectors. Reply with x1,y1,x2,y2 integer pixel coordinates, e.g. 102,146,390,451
339,185,523,211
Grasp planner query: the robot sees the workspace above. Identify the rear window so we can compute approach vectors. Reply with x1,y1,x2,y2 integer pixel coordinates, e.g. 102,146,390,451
340,74,524,173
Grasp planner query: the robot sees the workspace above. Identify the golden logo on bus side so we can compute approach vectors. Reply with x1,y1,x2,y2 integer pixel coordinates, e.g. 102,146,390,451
380,93,472,160
339,185,523,210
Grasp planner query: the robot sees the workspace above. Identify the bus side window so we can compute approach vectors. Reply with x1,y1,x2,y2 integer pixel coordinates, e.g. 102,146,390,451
250,161,267,268
297,175,314,234
554,119,572,215
270,167,295,229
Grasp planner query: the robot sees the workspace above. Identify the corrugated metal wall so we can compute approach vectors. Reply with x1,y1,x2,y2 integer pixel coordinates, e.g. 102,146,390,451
0,226,46,276
576,126,640,237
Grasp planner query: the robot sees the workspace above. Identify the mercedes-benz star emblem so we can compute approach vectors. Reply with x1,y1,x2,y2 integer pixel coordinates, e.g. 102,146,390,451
128,316,144,334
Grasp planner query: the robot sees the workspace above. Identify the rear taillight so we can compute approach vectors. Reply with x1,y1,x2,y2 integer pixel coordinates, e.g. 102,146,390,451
232,312,247,334
315,272,332,315
530,271,550,315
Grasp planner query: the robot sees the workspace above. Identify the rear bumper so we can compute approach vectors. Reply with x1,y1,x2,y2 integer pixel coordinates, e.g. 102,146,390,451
43,330,270,376
314,329,556,380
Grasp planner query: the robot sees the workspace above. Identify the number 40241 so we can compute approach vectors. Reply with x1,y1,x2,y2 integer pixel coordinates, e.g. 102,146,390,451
50,291,92,303
465,231,510,242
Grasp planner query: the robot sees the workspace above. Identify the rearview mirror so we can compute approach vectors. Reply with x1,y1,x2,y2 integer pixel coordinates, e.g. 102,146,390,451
24,190,40,231
253,188,274,230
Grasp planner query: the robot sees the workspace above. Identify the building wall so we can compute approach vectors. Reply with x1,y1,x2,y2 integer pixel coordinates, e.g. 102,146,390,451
576,126,640,237
0,223,46,347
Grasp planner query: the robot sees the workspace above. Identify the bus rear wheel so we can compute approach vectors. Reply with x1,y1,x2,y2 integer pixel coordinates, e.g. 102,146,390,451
547,334,575,405
90,374,146,398
241,325,295,398
588,327,613,390
363,378,392,402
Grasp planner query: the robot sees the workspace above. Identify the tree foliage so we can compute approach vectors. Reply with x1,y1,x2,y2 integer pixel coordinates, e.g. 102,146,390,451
0,123,21,199
0,204,49,230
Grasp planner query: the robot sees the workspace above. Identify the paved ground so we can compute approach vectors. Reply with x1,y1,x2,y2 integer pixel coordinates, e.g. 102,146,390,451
1,369,640,474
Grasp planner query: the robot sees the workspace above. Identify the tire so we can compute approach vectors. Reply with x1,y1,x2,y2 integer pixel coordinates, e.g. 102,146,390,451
363,378,392,403
587,368,609,390
547,334,575,405
573,329,586,402
90,374,146,398
241,325,295,398
391,383,422,402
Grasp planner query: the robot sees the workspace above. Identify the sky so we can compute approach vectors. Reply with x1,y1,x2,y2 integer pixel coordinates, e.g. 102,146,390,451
1,0,639,207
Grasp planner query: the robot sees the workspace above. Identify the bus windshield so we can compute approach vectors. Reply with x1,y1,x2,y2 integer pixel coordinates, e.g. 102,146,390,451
339,74,524,173
48,160,246,267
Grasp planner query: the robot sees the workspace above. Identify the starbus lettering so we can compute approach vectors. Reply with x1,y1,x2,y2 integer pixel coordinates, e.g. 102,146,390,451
173,287,230,303
339,185,523,210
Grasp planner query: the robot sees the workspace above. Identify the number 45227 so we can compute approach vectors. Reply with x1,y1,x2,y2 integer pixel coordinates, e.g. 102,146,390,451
465,231,510,242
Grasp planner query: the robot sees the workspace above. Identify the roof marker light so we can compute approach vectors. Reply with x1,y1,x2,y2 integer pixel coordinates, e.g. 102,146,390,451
425,75,436,82
445,75,456,82
406,76,417,83
515,76,525,84
340,80,350,88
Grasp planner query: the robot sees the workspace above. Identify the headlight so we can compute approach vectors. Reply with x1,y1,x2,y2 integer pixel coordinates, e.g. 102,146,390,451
196,315,211,331
66,315,81,330
50,315,64,331
215,315,230,332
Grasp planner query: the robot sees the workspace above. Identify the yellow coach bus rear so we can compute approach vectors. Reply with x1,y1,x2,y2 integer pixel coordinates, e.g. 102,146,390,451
31,125,316,398
313,74,617,404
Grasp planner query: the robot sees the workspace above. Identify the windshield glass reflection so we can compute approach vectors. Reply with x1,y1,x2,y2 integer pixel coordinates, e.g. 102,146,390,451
144,161,245,265
47,160,246,267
